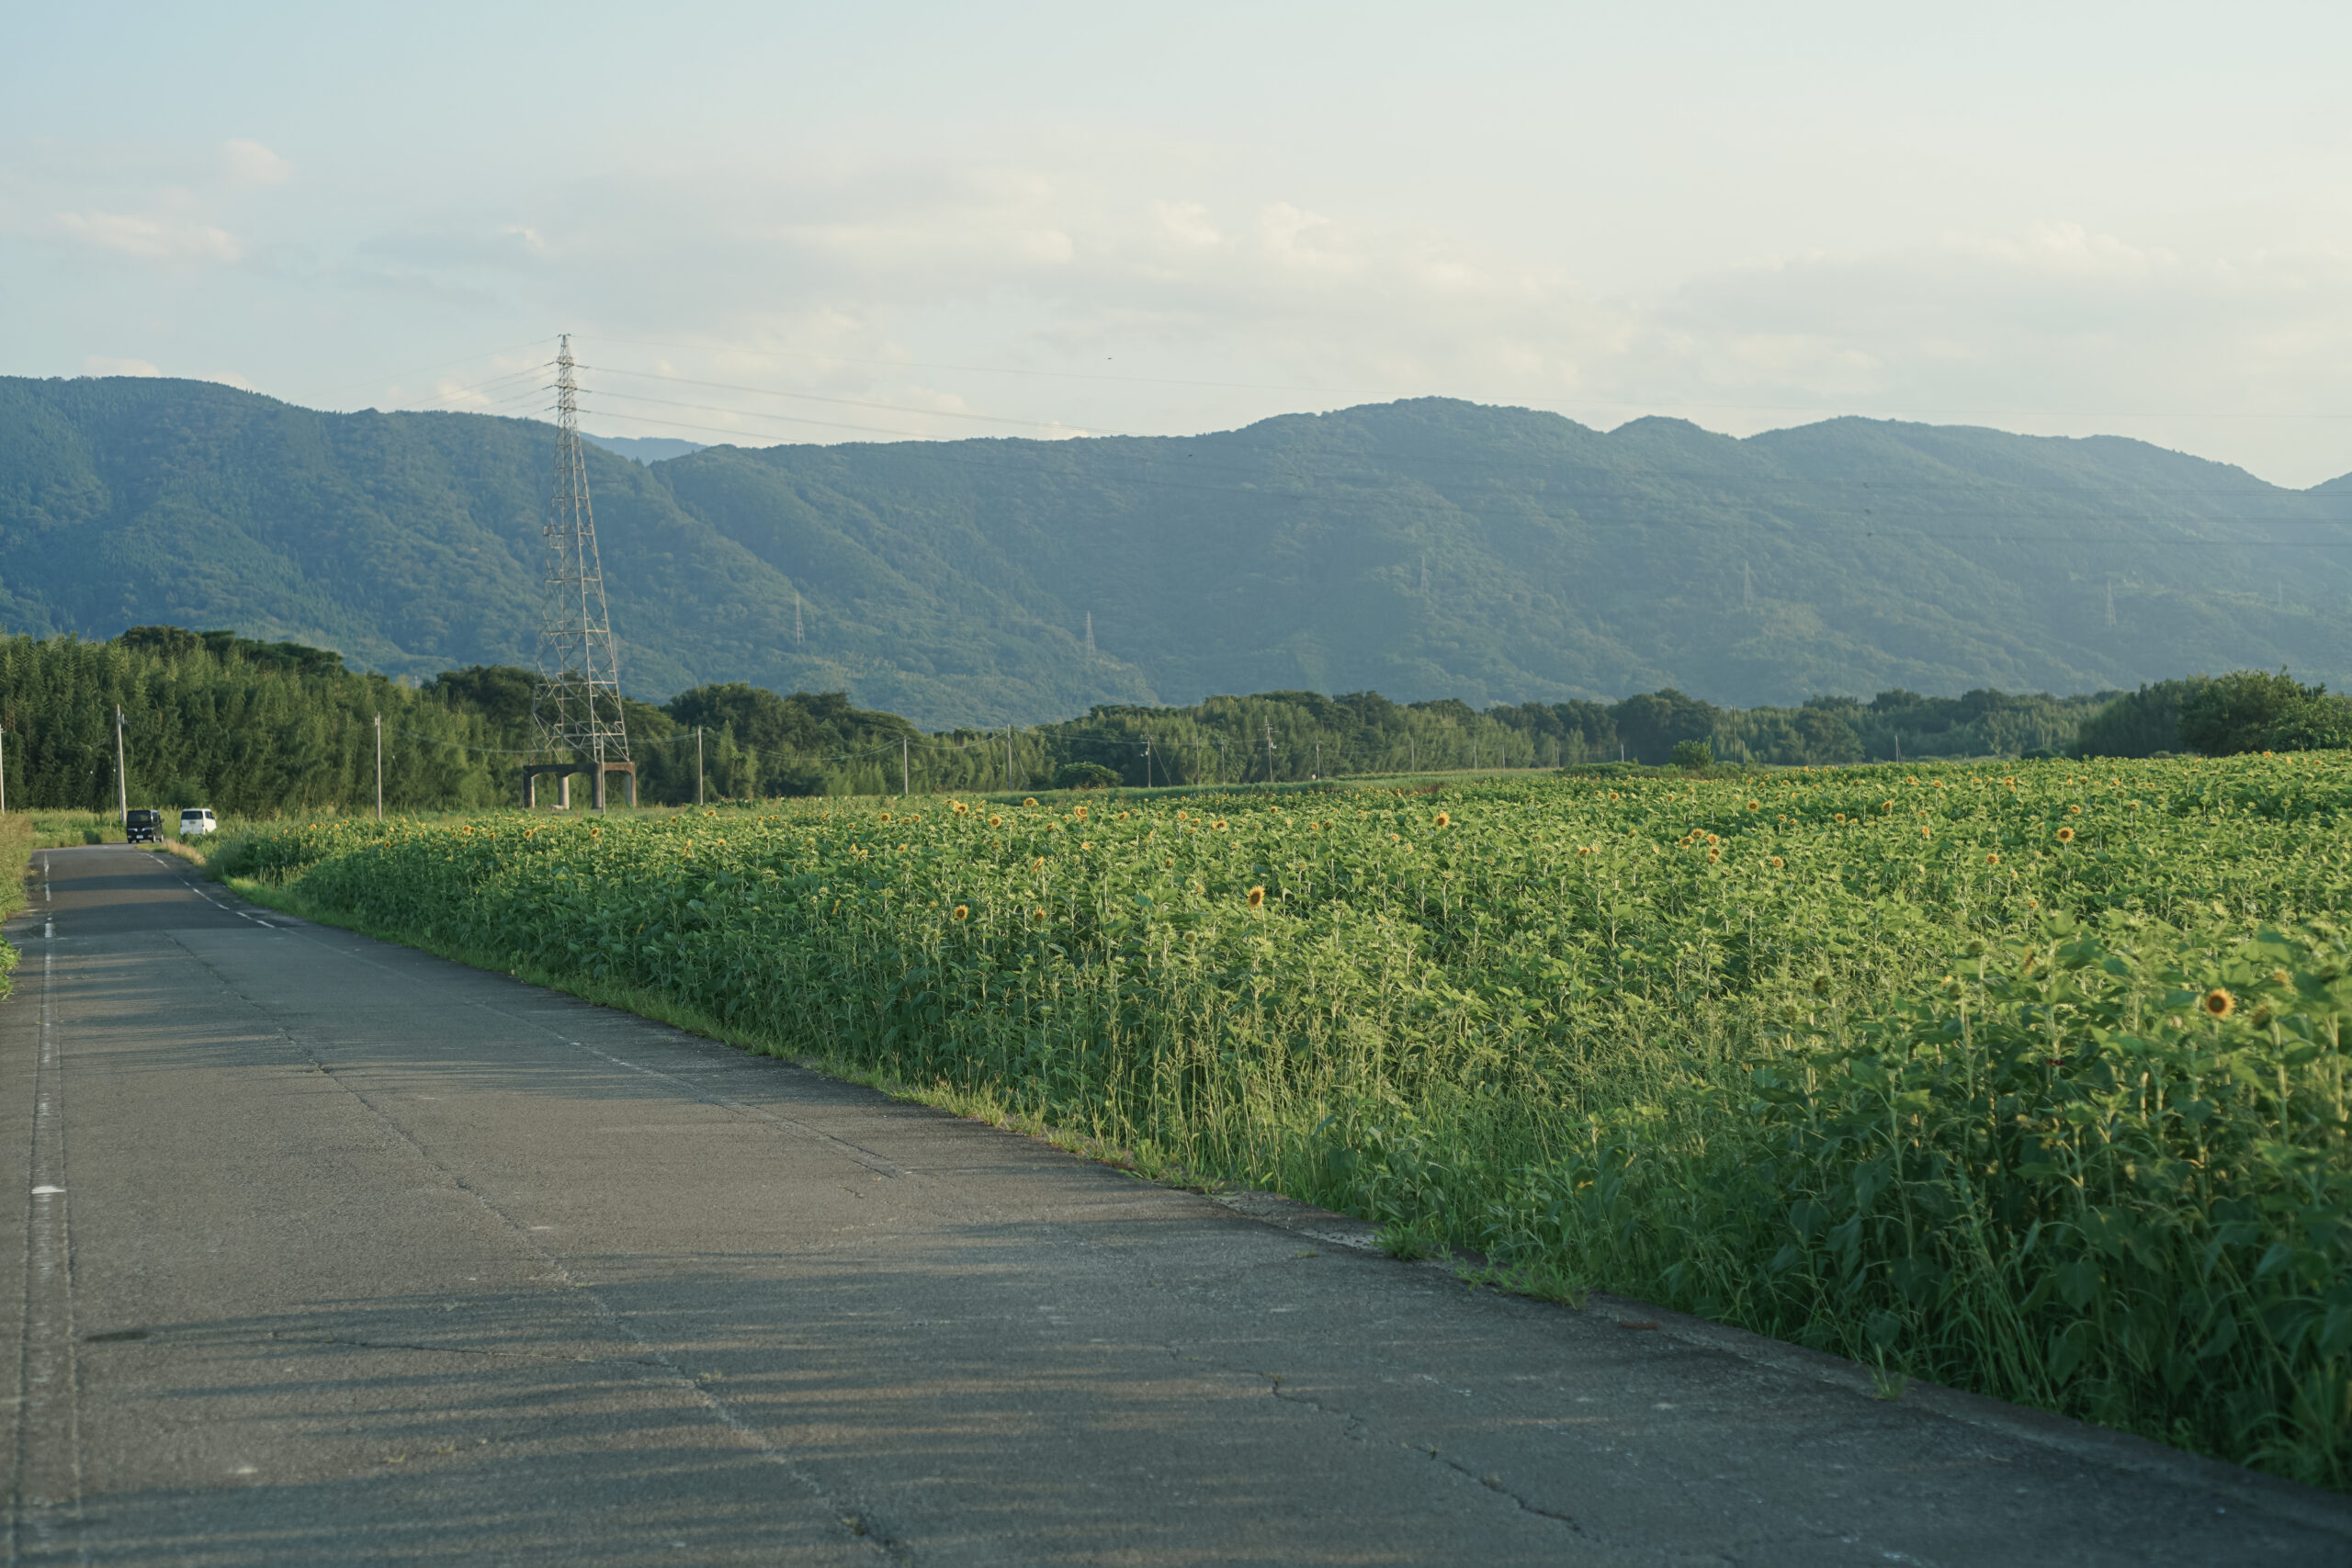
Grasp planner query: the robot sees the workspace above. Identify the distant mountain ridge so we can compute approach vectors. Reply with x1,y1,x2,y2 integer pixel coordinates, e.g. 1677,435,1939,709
582,432,707,464
2,374,2346,728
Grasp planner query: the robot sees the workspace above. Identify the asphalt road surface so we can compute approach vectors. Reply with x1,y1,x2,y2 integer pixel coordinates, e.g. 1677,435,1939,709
6,844,2349,1565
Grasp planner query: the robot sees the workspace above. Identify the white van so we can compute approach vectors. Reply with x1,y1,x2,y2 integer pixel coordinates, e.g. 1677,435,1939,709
180,808,217,837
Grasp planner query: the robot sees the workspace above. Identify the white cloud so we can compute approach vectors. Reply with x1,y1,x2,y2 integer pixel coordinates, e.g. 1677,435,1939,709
23,120,2349,483
222,139,293,187
1153,201,1221,248
52,209,240,263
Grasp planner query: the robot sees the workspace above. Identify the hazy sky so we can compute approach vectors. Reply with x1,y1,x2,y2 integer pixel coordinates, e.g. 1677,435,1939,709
8,2,2352,483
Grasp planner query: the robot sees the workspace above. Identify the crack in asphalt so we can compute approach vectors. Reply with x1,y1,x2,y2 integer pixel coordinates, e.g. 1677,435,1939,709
1157,1338,1583,1538
1258,1375,1585,1531
293,1336,673,1367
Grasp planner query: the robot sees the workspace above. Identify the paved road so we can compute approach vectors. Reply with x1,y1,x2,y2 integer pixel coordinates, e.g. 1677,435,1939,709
5,844,2348,1565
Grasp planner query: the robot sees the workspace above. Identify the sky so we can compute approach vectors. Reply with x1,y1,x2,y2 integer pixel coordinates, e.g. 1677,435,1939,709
6,1,2352,484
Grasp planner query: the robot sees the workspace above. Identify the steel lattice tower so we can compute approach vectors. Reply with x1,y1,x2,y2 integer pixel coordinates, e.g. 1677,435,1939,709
532,334,631,808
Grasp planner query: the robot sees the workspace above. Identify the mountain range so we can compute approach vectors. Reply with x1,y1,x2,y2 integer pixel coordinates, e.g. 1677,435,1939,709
3,374,2346,728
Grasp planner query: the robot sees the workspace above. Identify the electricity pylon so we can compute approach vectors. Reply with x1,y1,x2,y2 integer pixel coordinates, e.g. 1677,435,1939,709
531,333,632,809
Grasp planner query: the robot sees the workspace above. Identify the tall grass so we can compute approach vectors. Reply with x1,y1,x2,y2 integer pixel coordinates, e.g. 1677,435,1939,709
219,755,2352,1486
0,815,35,998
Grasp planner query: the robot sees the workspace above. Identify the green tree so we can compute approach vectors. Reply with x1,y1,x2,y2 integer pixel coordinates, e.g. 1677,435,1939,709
2179,671,2335,756
2075,678,2209,758
1611,690,1720,764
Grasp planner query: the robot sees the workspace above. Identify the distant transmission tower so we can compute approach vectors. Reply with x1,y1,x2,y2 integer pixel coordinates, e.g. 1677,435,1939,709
529,333,632,810
794,590,805,647
1085,611,1095,657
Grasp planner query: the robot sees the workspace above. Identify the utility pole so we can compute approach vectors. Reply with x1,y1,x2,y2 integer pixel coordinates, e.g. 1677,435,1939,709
1006,725,1015,791
1313,738,1320,778
2106,580,2116,628
1142,733,1152,789
114,705,128,826
1084,612,1095,657
1409,736,1416,772
695,727,705,806
1264,717,1276,784
1894,731,1902,764
901,734,910,797
794,591,804,647
374,713,383,820
1,728,8,816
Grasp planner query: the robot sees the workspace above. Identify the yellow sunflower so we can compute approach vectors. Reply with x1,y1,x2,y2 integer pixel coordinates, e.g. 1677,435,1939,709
2203,987,2235,1020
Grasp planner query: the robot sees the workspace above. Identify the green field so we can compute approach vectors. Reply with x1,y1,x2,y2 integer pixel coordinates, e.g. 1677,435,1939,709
217,755,2352,1487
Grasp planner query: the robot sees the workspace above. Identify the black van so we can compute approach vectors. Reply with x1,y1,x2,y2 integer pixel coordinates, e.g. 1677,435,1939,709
124,809,163,844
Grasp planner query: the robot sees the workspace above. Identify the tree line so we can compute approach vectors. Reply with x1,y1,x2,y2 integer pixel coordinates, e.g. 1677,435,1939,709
0,626,2324,816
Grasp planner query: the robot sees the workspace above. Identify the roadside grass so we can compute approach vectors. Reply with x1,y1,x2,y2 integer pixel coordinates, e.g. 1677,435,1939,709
211,755,2352,1489
0,816,32,998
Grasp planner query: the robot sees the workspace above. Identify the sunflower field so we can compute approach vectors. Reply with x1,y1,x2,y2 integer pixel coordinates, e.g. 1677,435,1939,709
220,754,2352,1486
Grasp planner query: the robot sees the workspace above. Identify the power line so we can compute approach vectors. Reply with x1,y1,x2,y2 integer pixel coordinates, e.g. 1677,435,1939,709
557,405,2352,544
311,337,559,399
583,332,2352,422
581,365,1091,434
410,344,2352,512
558,388,2352,512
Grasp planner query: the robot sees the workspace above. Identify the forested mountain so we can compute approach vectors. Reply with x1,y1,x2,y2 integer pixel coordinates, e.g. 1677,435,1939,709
4,374,2347,728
